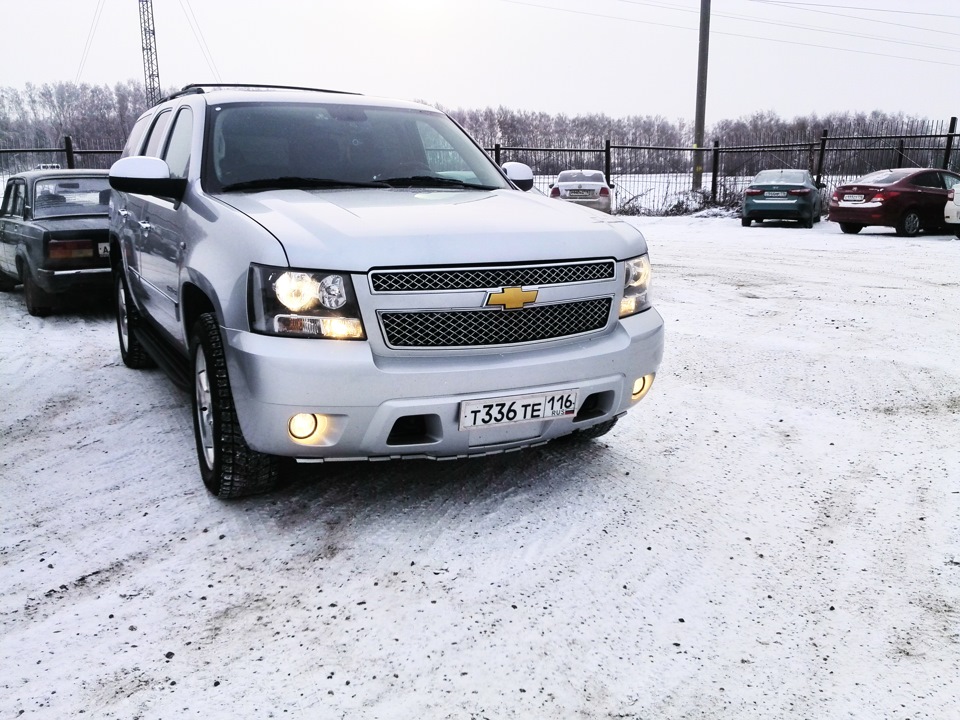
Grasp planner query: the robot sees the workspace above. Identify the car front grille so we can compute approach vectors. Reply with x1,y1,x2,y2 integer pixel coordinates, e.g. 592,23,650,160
370,260,615,293
379,297,612,348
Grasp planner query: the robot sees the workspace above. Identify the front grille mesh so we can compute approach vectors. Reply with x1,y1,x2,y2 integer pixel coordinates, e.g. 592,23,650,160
380,298,612,348
371,261,615,293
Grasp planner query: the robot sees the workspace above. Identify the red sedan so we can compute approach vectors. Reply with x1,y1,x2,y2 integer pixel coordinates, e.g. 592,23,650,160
828,168,960,237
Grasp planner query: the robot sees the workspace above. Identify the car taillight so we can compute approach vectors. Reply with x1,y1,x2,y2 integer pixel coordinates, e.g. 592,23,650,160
599,187,610,197
744,188,763,196
550,187,560,197
48,239,94,259
788,188,811,196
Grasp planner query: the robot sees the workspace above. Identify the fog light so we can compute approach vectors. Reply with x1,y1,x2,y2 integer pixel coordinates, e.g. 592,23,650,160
632,373,655,401
619,296,637,317
288,413,319,440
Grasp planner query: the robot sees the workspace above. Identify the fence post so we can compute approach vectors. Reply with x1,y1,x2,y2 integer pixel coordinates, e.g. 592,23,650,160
896,138,905,168
494,143,501,166
710,140,720,203
604,139,611,184
942,117,957,170
815,129,828,186
64,136,75,169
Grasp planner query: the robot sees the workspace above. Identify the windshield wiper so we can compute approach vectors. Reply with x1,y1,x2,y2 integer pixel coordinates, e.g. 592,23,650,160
377,175,499,190
221,177,389,192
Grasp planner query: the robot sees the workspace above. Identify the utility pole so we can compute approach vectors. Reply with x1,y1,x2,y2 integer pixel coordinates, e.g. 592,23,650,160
139,0,161,106
692,0,710,192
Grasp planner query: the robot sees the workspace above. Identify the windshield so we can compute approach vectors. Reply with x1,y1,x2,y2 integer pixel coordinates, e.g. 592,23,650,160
754,170,807,184
855,169,912,185
32,177,110,219
557,170,606,184
206,102,509,192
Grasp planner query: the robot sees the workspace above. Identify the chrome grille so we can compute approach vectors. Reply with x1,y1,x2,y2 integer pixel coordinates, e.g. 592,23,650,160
371,261,615,293
380,298,612,348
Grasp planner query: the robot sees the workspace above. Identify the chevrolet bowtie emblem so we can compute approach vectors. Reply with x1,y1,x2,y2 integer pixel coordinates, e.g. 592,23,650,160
486,286,538,310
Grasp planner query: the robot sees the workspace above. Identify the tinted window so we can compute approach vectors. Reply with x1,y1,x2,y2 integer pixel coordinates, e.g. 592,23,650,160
911,172,943,189
206,102,509,191
163,107,193,179
121,114,153,159
143,109,173,158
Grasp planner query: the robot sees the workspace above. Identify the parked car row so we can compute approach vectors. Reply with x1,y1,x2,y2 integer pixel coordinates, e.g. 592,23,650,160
741,165,960,237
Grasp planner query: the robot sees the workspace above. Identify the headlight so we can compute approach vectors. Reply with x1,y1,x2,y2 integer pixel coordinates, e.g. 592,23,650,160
249,264,366,339
619,254,652,318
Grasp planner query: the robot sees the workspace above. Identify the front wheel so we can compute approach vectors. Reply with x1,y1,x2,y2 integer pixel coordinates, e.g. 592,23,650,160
190,313,283,498
741,217,751,227
0,272,16,292
839,223,863,235
896,210,921,237
23,271,53,317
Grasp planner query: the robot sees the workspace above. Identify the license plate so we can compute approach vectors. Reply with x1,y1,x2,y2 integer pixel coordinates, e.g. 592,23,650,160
765,191,787,198
98,242,109,257
844,194,864,202
459,389,579,430
568,190,592,198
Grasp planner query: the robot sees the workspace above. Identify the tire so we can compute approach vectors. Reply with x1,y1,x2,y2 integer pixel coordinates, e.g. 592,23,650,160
0,273,17,292
801,215,814,229
896,210,921,237
115,272,154,369
741,217,751,227
190,312,283,498
839,223,863,235
23,271,53,317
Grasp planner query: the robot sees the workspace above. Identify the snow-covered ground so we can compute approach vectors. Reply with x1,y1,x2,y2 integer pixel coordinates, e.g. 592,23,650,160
2,215,959,719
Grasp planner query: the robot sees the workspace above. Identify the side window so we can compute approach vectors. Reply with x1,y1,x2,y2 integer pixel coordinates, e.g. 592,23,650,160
162,108,193,179
120,114,153,159
10,182,26,217
941,173,960,190
142,109,173,158
911,172,942,189
0,182,13,215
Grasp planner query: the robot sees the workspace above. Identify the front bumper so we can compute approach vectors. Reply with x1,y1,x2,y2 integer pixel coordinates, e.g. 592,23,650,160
224,309,664,459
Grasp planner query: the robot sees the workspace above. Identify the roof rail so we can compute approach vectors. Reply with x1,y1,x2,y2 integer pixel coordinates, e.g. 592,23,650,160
160,83,362,103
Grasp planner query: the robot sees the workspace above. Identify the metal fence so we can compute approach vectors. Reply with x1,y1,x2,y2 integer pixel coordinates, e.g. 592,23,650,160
6,126,960,217
0,136,121,179
490,118,960,215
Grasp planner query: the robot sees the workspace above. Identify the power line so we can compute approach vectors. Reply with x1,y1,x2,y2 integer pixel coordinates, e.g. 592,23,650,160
75,0,107,84
178,0,221,82
746,1,960,18
494,0,960,67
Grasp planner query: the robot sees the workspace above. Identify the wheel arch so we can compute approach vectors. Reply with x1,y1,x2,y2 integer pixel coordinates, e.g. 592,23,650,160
181,281,218,339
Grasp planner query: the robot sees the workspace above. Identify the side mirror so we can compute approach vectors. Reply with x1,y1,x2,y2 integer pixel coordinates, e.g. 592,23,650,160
109,156,186,202
501,161,535,192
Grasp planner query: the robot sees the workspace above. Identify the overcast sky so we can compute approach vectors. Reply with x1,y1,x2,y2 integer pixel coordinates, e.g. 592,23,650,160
4,0,959,124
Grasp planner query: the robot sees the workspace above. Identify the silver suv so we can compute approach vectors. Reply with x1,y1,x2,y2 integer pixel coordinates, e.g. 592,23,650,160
108,84,664,498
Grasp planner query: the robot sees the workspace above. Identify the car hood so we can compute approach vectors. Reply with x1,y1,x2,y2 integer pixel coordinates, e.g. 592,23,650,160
214,188,645,269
